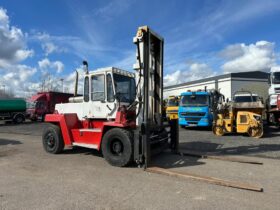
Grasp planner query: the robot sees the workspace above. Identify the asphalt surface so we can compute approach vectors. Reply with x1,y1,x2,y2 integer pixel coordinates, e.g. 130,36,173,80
0,121,280,209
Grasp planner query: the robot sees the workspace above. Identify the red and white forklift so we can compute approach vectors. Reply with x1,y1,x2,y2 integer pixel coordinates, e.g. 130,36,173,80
42,26,178,168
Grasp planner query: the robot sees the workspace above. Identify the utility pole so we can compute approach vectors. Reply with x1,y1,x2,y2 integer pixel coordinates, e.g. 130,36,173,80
60,78,64,92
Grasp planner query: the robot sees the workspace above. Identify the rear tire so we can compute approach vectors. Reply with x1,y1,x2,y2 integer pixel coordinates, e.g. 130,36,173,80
42,124,64,154
13,114,25,124
101,128,133,167
248,126,263,138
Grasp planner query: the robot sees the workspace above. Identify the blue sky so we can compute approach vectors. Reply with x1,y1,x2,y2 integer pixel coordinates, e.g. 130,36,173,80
1,0,280,96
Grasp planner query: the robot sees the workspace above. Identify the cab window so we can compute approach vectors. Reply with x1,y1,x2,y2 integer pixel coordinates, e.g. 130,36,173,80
91,74,105,101
107,74,114,102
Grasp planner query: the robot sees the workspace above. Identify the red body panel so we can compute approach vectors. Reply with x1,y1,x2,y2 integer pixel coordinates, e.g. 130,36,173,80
277,95,280,110
45,108,136,150
45,113,81,145
27,92,73,120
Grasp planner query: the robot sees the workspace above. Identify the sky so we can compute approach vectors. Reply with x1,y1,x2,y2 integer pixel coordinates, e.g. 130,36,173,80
1,0,280,97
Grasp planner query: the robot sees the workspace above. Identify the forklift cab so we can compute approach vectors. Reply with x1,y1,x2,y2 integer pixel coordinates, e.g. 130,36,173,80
82,68,136,119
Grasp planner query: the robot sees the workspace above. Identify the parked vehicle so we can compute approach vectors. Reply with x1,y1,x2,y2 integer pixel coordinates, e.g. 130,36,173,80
26,92,73,121
179,90,224,127
166,95,180,121
267,67,280,126
213,91,264,138
233,93,261,103
0,98,26,123
42,26,178,168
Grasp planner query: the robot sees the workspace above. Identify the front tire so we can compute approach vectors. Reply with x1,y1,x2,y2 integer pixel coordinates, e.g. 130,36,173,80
101,128,133,167
212,124,224,136
42,124,64,154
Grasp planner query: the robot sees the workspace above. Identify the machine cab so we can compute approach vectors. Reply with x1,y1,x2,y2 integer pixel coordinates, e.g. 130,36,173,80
55,67,136,120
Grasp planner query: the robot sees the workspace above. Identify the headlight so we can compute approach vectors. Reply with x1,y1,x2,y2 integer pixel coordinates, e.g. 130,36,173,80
200,118,208,122
253,115,262,121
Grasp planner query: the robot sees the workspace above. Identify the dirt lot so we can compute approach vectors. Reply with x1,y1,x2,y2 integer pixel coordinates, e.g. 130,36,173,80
1,122,280,209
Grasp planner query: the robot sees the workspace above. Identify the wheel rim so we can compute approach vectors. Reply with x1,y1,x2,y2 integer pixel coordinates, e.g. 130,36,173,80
46,133,56,149
16,116,23,123
110,139,123,156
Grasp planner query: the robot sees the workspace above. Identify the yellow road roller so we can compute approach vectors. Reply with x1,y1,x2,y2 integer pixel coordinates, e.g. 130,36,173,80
212,91,264,138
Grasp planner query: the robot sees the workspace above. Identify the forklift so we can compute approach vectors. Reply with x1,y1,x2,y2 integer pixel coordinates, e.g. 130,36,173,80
42,26,178,168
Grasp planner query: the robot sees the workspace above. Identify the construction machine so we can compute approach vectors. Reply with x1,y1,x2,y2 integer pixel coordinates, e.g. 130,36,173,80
166,95,180,121
212,91,264,138
42,26,178,168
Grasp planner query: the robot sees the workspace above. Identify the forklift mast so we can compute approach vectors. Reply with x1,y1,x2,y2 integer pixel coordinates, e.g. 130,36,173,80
133,26,164,127
133,26,177,168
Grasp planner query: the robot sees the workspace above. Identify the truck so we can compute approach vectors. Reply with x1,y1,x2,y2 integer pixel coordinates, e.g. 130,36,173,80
166,95,180,121
26,92,74,122
42,26,178,168
267,66,280,126
0,98,26,123
178,90,224,128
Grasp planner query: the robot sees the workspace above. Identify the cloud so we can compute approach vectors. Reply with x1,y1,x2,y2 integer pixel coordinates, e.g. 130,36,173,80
42,42,58,55
0,64,37,96
93,0,135,21
0,7,33,67
38,58,64,74
164,63,217,86
221,41,276,73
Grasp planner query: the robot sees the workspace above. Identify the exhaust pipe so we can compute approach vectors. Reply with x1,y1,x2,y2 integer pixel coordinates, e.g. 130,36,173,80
74,70,78,96
83,60,89,74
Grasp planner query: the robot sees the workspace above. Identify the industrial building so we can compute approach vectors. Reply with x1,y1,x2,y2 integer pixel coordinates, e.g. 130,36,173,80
164,71,269,100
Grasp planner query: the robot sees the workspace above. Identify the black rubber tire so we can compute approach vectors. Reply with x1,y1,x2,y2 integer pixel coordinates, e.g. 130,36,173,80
101,128,133,167
42,124,64,154
13,114,25,124
41,114,46,122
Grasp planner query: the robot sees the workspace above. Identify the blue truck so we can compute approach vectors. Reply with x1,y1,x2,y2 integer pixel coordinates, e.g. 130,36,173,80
178,90,223,127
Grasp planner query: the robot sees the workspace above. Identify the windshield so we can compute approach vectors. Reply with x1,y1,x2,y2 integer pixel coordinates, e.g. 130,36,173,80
113,73,136,103
272,72,280,84
168,98,178,106
180,95,209,106
26,101,36,109
234,96,258,102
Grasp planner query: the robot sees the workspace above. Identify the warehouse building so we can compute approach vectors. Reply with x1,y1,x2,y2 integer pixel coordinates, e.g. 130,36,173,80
164,71,269,101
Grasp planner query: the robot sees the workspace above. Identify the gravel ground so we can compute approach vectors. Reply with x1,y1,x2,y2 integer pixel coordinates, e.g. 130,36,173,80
179,126,280,159
0,122,280,209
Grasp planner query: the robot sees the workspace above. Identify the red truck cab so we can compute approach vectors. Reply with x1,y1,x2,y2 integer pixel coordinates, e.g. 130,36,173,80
27,92,73,121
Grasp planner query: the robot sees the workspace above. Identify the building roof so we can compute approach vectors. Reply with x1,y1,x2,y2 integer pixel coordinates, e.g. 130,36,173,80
165,71,269,90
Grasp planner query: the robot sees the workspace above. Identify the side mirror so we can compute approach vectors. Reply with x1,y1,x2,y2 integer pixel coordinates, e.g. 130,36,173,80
226,98,229,103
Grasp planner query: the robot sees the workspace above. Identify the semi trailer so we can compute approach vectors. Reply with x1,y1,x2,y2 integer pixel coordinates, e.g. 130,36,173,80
42,26,178,168
0,98,26,123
